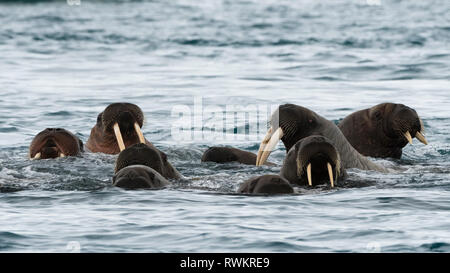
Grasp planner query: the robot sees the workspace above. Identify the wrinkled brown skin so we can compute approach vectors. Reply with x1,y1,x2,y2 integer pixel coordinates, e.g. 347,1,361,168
238,175,294,194
113,165,170,189
115,143,181,180
86,103,149,154
280,135,346,187
29,128,83,159
201,147,275,166
338,103,423,159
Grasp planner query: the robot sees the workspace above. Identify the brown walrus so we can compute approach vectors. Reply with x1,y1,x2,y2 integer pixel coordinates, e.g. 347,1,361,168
201,146,274,166
115,143,181,180
113,165,170,189
29,128,83,159
238,175,294,194
338,103,428,159
280,135,346,187
86,103,151,154
256,104,387,172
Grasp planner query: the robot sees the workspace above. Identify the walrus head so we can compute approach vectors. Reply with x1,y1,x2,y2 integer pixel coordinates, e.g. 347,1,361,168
115,143,165,174
290,135,341,187
29,128,83,159
113,165,169,189
238,175,294,194
256,104,323,166
371,103,427,147
114,143,183,180
90,103,146,153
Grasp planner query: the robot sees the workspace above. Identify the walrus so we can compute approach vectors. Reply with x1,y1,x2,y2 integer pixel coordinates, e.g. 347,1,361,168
238,175,294,194
86,103,150,154
201,146,274,166
338,103,428,159
29,128,83,159
113,165,170,189
115,143,181,180
280,135,346,187
256,104,387,173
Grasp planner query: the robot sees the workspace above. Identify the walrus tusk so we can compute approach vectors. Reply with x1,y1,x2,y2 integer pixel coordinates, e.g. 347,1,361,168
113,123,126,152
33,152,41,160
256,127,273,166
60,153,66,158
327,163,334,188
404,131,413,144
415,132,428,145
307,163,312,186
256,127,283,166
134,122,146,144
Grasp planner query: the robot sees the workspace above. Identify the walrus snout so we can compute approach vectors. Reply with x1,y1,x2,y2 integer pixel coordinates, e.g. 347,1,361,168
295,136,340,187
280,135,344,188
102,103,144,131
29,128,83,159
98,103,146,152
390,105,427,145
111,111,135,134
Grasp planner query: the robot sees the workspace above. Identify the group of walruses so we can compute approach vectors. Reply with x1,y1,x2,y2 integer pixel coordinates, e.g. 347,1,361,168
29,102,428,194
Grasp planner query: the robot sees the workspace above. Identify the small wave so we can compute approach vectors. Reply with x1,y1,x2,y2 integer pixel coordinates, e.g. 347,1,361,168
44,111,73,116
420,242,450,252
0,127,18,133
0,231,27,240
169,38,306,47
313,76,342,81
426,53,450,60
0,231,29,251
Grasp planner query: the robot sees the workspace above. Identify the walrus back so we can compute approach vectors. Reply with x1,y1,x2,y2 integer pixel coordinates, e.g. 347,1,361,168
321,118,388,173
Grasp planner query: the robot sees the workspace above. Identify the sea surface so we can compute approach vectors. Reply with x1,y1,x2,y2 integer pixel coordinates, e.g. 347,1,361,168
0,0,449,252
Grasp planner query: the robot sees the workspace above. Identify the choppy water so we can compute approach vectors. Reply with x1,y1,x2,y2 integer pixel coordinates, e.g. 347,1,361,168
1,0,450,252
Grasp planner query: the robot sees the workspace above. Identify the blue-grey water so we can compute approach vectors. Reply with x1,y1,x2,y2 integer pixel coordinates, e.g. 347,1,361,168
1,0,450,252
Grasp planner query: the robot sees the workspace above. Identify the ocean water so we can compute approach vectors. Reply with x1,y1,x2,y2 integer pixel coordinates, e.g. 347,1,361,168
0,0,450,252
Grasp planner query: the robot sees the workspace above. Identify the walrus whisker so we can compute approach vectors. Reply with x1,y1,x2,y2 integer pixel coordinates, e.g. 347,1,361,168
256,127,283,166
113,123,126,151
134,122,146,144
296,156,305,178
327,162,334,188
256,127,273,165
306,163,312,186
415,132,428,145
404,131,413,144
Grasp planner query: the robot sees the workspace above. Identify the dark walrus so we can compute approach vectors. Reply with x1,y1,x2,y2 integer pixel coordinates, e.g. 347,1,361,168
29,128,83,159
201,146,274,166
280,135,346,187
86,103,152,154
256,104,387,173
115,143,181,180
113,165,170,189
338,103,428,159
238,175,294,194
